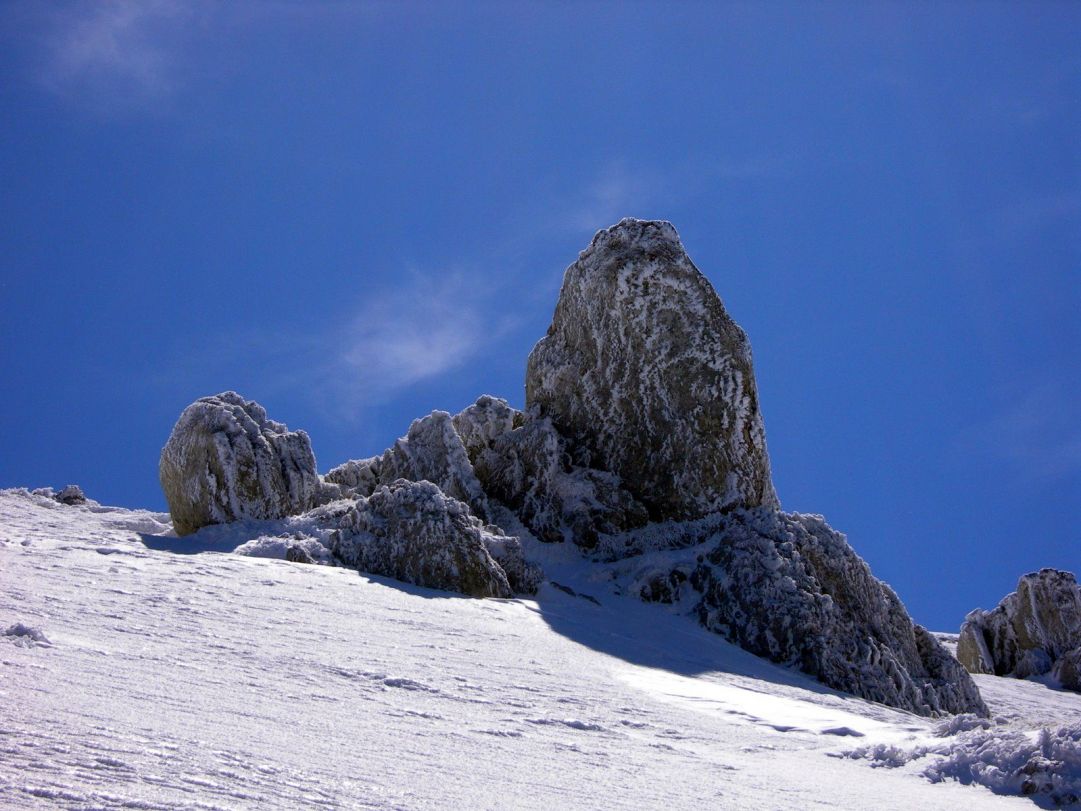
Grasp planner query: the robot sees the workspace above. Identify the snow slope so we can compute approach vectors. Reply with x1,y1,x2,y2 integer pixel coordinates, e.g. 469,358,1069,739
2,489,1079,810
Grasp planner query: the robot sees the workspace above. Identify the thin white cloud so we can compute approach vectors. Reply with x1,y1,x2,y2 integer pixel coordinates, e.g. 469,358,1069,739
567,161,661,233
38,0,192,101
331,270,498,406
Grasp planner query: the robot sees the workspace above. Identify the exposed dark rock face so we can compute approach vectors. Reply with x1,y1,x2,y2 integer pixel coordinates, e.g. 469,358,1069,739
526,218,777,521
957,569,1081,689
618,509,987,717
285,544,315,564
330,480,530,598
160,392,321,536
54,485,88,506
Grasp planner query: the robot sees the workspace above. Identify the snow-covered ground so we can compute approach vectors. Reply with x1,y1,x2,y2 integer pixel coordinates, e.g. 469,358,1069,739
2,488,1079,810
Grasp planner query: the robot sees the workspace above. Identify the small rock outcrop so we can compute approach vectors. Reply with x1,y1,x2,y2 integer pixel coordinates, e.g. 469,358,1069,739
957,569,1081,688
54,485,88,505
614,509,987,716
526,218,777,521
1053,647,1081,692
693,510,987,716
160,392,321,535
330,480,533,598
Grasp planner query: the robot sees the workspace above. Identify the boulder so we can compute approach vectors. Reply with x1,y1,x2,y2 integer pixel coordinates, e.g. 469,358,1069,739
54,485,88,505
1052,647,1081,692
526,218,777,521
957,569,1081,681
327,411,491,519
330,479,530,598
160,392,321,535
684,509,987,717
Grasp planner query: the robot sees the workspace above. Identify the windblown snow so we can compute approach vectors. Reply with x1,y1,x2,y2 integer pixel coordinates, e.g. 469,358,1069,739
3,488,1081,809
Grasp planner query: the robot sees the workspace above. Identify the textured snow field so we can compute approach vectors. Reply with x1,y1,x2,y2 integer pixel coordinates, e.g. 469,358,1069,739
2,490,1077,810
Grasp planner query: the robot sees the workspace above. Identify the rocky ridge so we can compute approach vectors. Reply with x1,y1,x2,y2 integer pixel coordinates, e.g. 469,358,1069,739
159,218,988,717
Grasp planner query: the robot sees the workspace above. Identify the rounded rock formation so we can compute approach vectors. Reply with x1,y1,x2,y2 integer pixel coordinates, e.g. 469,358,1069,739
957,568,1081,684
526,218,777,521
160,392,321,535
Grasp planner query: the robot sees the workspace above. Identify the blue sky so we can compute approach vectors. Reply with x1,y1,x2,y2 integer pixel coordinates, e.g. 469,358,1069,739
1,1,1078,631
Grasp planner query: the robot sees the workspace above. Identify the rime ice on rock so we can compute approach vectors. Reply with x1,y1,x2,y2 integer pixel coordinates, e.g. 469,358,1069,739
160,392,322,536
470,412,648,547
686,510,988,716
957,568,1081,690
526,218,778,521
330,480,538,598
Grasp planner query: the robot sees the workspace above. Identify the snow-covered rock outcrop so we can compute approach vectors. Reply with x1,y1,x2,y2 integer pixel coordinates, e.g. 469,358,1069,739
330,479,539,597
469,409,649,548
526,218,777,521
160,392,322,535
153,221,990,718
957,569,1081,689
684,510,987,716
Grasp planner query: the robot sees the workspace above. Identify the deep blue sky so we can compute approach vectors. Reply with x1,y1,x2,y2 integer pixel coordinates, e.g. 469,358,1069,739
2,2,1078,631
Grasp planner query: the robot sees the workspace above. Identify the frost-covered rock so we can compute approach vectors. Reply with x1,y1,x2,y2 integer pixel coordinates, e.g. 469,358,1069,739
1053,648,1081,692
325,457,381,498
54,485,88,505
326,411,493,520
668,510,987,717
957,569,1081,684
330,480,528,598
451,395,524,463
525,218,777,521
160,392,321,536
376,412,491,519
471,412,648,547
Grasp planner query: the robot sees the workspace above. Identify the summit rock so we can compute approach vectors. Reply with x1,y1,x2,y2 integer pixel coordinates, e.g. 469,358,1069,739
526,218,777,521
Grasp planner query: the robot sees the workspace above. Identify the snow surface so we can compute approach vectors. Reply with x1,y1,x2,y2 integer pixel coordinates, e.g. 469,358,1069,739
2,488,1079,809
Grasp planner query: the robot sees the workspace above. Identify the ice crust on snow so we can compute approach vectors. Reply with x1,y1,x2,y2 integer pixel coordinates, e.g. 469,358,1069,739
958,569,1081,690
159,392,323,535
525,218,778,521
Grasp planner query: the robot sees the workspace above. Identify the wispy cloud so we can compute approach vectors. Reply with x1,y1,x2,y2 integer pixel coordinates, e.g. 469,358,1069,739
153,265,520,423
328,269,516,411
567,161,662,232
36,0,193,102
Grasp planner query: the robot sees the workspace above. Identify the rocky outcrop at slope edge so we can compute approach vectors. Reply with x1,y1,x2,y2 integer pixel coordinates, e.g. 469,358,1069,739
330,479,540,597
160,392,325,535
957,568,1081,690
687,510,987,716
526,218,778,521
330,396,651,549
328,411,492,520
